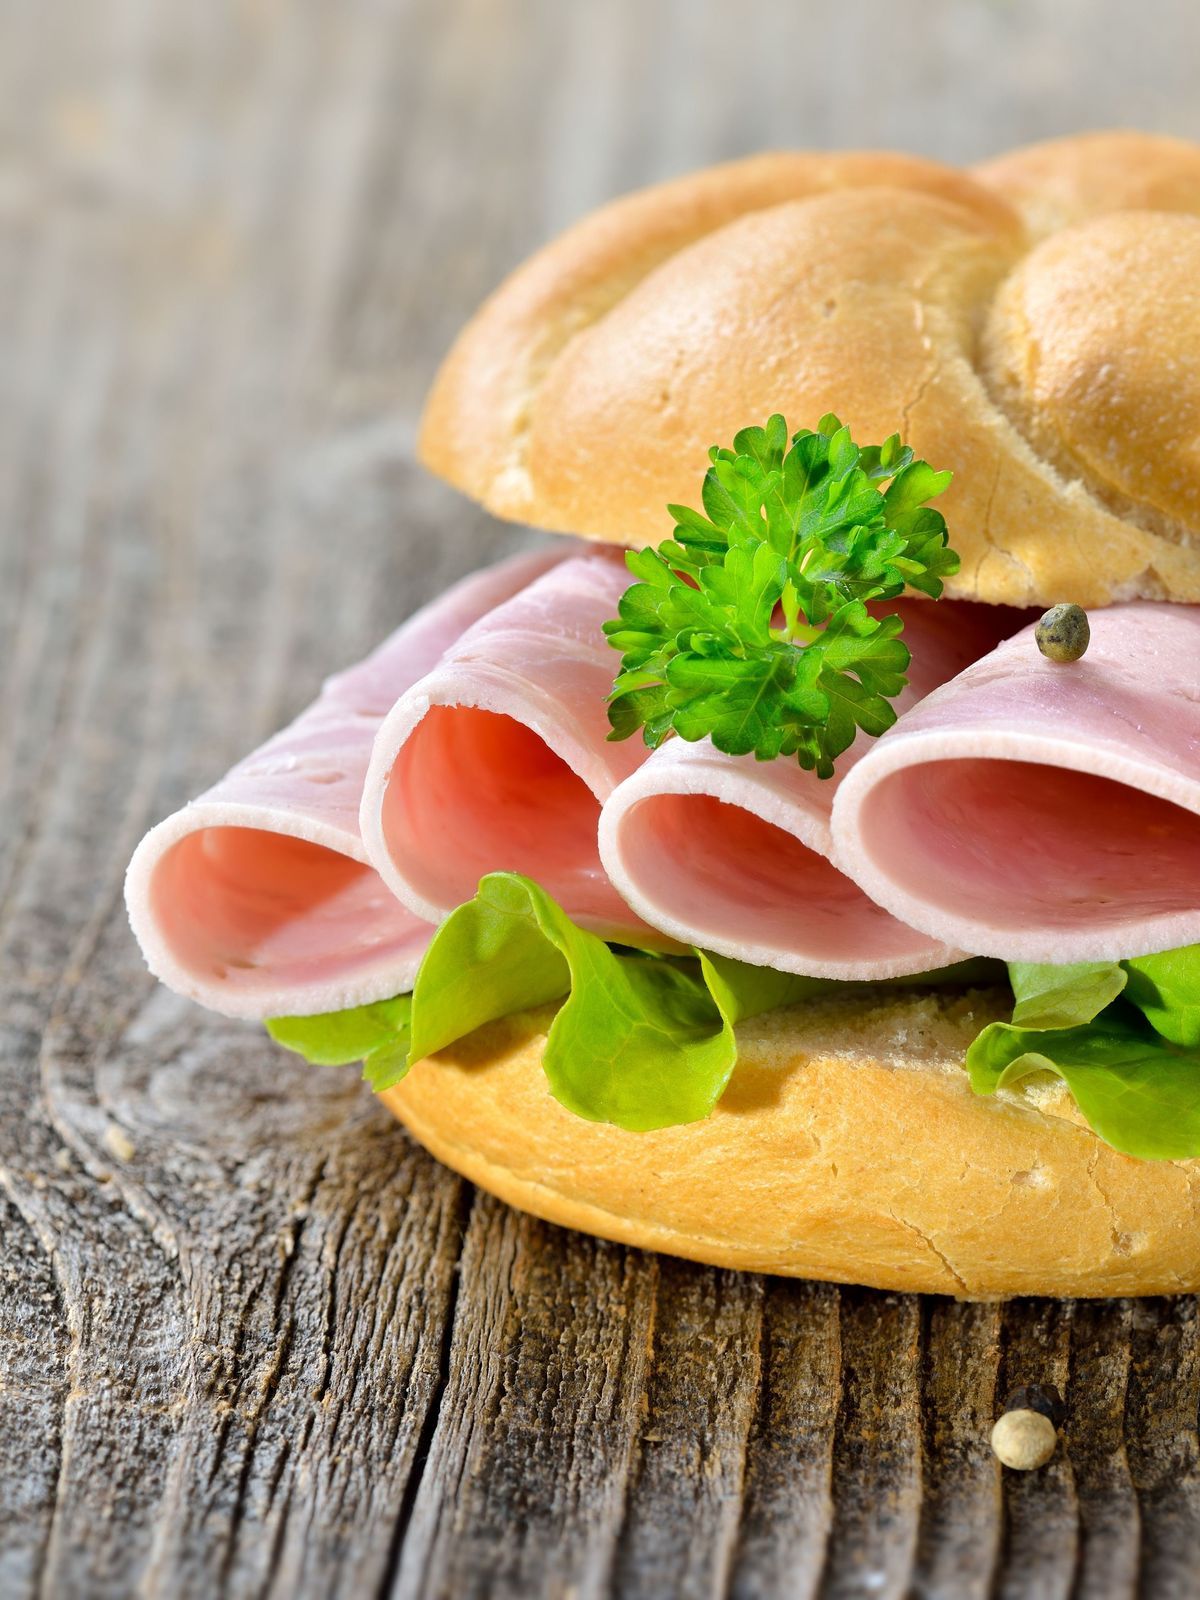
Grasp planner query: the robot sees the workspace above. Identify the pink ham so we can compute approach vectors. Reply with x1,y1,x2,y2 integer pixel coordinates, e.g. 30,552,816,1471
597,600,1018,978
831,602,1200,963
125,547,562,1019
359,552,662,944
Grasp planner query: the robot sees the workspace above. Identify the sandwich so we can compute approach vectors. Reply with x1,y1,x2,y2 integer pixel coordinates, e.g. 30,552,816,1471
125,131,1200,1300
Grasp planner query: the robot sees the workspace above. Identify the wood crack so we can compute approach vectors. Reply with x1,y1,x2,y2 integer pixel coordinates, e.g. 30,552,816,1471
375,1184,474,1600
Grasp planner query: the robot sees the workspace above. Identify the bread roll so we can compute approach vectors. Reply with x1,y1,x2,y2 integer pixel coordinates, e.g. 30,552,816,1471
420,133,1200,607
382,987,1200,1300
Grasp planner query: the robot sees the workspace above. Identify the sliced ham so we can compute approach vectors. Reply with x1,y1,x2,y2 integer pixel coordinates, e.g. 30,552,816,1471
831,602,1200,963
125,547,562,1020
359,552,661,944
597,600,1019,978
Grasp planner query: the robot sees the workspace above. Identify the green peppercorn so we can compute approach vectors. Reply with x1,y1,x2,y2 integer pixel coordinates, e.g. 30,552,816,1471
1036,603,1090,663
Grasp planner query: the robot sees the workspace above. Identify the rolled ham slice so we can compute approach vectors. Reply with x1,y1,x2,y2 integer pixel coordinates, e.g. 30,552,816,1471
598,600,1018,978
359,552,660,944
125,547,562,1019
831,602,1200,963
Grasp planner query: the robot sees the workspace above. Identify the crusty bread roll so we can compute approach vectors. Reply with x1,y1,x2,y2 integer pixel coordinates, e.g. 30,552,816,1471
420,132,1200,608
383,988,1200,1300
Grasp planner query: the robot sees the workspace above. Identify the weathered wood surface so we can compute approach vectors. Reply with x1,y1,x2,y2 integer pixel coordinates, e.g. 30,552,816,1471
2,1,1199,1594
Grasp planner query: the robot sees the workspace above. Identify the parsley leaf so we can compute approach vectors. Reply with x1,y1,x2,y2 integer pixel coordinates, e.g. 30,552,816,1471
604,414,958,777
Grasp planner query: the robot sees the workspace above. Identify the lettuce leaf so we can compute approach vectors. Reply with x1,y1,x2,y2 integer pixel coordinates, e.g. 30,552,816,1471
265,875,822,1129
266,997,412,1091
965,1006,1200,1160
266,873,993,1131
969,948,1200,1159
264,894,1200,1156
1007,960,1127,1030
1124,945,1200,1048
408,873,823,1130
1003,949,1200,1055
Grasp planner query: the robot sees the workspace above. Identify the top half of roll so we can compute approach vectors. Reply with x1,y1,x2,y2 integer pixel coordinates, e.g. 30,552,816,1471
418,132,1200,609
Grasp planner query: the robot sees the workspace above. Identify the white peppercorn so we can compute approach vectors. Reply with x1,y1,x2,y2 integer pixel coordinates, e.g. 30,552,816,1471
990,1407,1058,1470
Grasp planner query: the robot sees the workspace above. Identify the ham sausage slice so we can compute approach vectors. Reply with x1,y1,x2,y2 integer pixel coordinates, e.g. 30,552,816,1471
831,602,1200,963
598,601,1018,978
125,547,561,1019
359,552,662,944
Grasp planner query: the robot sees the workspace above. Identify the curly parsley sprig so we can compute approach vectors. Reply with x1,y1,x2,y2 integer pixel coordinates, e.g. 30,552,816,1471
603,413,959,778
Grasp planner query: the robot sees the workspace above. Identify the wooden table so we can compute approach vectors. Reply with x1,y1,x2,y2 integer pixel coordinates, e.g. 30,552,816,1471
3,2,1199,1594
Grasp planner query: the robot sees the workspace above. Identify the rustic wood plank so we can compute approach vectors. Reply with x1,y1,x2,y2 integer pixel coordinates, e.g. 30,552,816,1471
819,1291,924,1599
3,0,1200,1596
911,1300,1003,1599
994,1300,1079,1600
391,1205,656,1600
0,1192,68,1597
609,1262,764,1599
1067,1300,1139,1600
1125,1298,1200,1598
69,993,471,1599
727,1280,841,1600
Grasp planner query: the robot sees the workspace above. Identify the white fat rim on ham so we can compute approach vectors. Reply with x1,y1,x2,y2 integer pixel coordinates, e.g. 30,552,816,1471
124,546,563,1020
359,552,665,946
597,600,1018,980
831,602,1200,963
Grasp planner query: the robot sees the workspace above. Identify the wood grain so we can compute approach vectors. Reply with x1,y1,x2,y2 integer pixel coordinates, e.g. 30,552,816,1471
2,0,1199,1595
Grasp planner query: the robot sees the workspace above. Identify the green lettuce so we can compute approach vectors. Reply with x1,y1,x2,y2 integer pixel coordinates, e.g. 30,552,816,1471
1007,960,1127,1030
403,871,824,1129
1124,945,1200,1048
968,948,1200,1159
266,872,988,1131
268,871,1200,1155
966,1007,1200,1160
266,996,412,1091
268,873,828,1128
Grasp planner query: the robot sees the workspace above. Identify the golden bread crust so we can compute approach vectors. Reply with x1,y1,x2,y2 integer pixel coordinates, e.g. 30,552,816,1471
975,129,1200,237
420,150,1013,516
419,133,1200,607
381,990,1200,1301
980,211,1200,536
